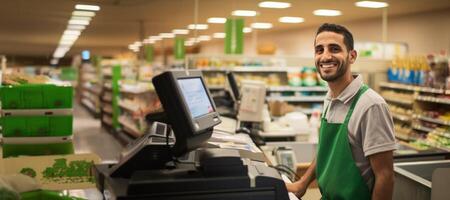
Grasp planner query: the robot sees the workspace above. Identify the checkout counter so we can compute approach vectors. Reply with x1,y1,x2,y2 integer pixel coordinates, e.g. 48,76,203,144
93,71,290,200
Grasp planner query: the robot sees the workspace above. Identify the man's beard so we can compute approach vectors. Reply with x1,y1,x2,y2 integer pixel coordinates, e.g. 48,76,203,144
316,56,349,82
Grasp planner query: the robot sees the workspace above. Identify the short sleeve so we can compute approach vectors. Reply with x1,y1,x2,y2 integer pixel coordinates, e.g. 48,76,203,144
360,103,397,157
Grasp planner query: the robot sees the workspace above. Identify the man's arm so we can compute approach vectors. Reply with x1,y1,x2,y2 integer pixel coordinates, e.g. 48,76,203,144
286,158,316,197
369,150,394,200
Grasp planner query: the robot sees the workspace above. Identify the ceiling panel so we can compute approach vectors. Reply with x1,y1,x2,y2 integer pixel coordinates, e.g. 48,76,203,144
0,0,449,57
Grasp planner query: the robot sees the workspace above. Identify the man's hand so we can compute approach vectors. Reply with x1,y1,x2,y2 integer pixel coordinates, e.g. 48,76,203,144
285,159,316,198
369,150,394,200
286,180,308,197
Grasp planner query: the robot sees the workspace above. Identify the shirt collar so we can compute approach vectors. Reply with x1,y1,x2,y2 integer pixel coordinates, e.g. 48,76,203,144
325,75,363,104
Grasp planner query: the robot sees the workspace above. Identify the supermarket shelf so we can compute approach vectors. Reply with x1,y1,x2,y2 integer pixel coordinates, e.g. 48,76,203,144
392,113,411,122
119,118,142,138
382,96,414,106
380,82,445,94
395,133,415,142
207,85,225,90
102,105,113,114
199,66,299,73
411,124,434,133
415,115,450,126
415,95,450,105
118,101,140,113
268,86,328,92
102,94,112,102
81,99,100,118
431,131,450,139
266,96,325,102
446,89,450,95
120,88,153,95
2,108,72,116
83,85,101,95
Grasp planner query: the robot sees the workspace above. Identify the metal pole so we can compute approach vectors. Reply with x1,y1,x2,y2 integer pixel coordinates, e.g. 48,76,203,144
382,7,388,59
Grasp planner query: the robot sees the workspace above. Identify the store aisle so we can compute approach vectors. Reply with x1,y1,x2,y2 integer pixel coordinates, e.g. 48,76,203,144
73,102,123,162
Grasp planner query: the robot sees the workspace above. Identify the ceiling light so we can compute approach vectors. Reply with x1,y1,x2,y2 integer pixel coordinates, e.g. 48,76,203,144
207,17,227,23
143,39,152,44
68,19,89,25
61,34,78,40
187,24,208,30
251,22,273,29
63,30,81,36
313,9,342,16
279,16,304,23
258,1,291,9
232,10,257,17
198,35,211,41
133,41,143,47
355,1,389,8
213,33,226,38
59,40,75,45
159,33,175,38
243,27,252,33
67,25,86,30
72,11,96,17
70,16,92,21
172,29,189,35
50,58,59,65
149,36,162,41
75,4,100,11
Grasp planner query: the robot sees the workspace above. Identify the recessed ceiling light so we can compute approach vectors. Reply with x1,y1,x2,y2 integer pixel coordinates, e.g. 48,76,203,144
313,9,342,16
187,24,208,30
251,22,273,29
279,17,304,23
355,1,389,8
232,10,257,17
59,40,75,45
68,19,89,25
159,33,175,38
72,11,96,17
70,16,92,21
67,25,86,30
258,1,291,9
75,4,100,11
149,36,162,41
61,34,78,40
243,27,252,33
133,41,143,47
63,30,81,36
198,35,211,41
213,33,226,38
207,17,227,23
172,29,189,35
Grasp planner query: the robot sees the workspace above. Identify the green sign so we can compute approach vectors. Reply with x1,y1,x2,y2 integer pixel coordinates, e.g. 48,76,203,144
174,37,185,60
145,45,153,63
225,18,244,54
112,65,121,129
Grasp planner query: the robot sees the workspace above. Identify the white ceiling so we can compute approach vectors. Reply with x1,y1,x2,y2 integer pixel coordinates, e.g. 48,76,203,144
0,0,449,57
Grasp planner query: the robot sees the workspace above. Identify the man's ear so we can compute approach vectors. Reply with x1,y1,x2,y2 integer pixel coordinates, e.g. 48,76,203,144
349,50,357,64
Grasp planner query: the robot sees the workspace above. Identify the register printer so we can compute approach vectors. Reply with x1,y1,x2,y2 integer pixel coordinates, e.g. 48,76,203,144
94,70,289,199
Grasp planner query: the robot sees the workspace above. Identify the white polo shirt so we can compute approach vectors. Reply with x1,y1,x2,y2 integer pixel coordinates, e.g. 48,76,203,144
322,75,397,191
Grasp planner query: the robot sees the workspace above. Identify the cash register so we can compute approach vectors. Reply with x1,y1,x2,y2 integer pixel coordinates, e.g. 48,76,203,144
94,70,289,200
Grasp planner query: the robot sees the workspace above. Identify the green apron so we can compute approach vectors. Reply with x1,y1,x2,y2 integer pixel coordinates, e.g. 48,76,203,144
316,84,371,200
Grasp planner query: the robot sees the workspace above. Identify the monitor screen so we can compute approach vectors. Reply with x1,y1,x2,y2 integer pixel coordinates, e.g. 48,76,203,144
177,78,214,118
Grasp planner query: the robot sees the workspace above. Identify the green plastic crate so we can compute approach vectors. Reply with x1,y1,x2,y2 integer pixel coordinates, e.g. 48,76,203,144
0,84,73,109
21,190,85,200
2,116,73,137
2,142,74,158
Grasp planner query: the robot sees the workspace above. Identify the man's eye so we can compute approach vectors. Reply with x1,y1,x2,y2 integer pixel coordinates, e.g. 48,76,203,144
315,48,323,54
330,47,340,52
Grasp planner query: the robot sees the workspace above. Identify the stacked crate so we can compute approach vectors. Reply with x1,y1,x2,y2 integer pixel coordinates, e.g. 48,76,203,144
1,84,74,158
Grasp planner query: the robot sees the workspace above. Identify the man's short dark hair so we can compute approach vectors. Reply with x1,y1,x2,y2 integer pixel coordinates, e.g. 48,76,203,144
316,23,354,51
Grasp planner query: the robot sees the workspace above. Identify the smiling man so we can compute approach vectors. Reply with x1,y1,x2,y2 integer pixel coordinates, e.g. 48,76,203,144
286,23,396,200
